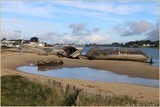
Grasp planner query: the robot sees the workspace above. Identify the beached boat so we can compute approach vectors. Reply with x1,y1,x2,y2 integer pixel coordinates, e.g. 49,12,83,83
57,46,83,58
86,48,149,62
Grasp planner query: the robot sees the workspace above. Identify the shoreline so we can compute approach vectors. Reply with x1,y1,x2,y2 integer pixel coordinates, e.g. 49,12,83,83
1,51,159,101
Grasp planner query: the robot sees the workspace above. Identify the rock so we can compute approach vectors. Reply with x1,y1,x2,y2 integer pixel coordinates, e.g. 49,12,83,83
37,59,63,66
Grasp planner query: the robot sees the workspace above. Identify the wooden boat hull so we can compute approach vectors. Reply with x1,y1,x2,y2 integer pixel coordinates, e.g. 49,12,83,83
91,54,148,62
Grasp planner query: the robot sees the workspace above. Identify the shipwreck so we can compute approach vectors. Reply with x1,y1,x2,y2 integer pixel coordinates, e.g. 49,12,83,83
86,48,151,62
56,46,83,59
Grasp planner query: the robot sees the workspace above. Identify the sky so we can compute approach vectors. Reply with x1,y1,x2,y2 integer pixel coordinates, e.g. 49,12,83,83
1,0,159,44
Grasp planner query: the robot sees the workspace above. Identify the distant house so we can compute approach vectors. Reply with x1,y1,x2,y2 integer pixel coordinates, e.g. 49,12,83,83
9,39,24,47
1,39,9,45
143,44,148,47
1,39,14,47
1,39,24,48
29,41,45,47
142,44,155,47
38,42,45,47
45,44,53,47
9,39,23,44
1,41,13,47
1,38,46,48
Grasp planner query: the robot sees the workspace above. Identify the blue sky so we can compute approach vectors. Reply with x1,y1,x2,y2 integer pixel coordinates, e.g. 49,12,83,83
1,0,159,44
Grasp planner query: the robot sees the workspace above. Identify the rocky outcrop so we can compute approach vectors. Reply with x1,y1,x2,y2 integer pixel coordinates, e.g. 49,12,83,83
37,59,63,66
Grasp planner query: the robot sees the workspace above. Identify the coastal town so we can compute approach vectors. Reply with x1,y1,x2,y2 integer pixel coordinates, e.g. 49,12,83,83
1,37,159,48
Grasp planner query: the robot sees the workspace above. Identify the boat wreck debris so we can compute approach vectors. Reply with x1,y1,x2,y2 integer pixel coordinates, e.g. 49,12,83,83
37,59,63,66
86,48,149,62
56,46,82,59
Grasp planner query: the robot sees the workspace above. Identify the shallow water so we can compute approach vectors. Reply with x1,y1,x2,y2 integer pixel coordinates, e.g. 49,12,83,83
17,66,159,87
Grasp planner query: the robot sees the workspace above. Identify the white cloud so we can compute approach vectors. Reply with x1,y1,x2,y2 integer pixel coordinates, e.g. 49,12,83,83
112,20,154,36
83,35,109,44
37,29,110,44
61,34,109,44
68,23,91,36
69,23,88,35
145,21,159,40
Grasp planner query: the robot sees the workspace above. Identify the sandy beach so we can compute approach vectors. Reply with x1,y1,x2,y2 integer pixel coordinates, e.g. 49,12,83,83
1,51,159,102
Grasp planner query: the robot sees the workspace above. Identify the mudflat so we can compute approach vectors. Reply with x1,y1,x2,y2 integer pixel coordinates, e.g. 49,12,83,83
1,51,159,102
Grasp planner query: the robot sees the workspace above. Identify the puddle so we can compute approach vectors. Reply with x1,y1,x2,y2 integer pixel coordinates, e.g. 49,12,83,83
17,66,159,87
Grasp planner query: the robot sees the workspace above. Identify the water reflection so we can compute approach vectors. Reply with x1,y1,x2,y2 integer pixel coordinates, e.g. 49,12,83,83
38,66,62,71
17,66,159,87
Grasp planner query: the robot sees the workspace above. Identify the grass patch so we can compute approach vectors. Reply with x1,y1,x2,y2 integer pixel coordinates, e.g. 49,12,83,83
1,75,65,106
1,75,159,106
78,92,157,106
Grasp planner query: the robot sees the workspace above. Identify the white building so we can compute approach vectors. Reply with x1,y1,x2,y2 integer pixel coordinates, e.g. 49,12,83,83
29,42,45,47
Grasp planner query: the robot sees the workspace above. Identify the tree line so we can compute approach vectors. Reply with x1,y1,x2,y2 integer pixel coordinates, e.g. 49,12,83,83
85,40,159,48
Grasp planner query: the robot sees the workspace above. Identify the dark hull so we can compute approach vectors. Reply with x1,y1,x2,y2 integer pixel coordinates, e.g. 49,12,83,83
91,54,148,62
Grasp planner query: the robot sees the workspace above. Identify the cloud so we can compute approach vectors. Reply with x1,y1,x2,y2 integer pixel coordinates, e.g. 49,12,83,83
1,21,110,44
92,27,100,33
68,23,101,36
1,30,22,39
35,23,109,44
145,21,159,40
68,23,90,36
112,20,154,36
62,35,109,44
1,30,109,44
83,35,109,44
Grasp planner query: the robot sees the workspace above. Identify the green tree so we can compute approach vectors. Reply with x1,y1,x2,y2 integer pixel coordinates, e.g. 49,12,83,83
30,37,39,42
2,38,7,41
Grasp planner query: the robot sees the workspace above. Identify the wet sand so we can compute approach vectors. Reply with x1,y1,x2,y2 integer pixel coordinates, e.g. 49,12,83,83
1,51,159,102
